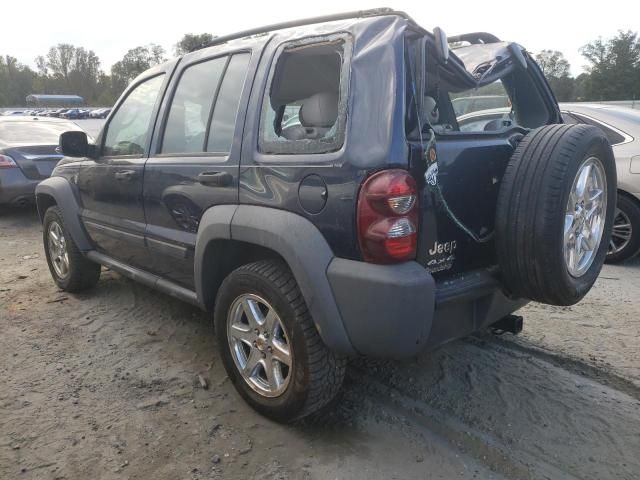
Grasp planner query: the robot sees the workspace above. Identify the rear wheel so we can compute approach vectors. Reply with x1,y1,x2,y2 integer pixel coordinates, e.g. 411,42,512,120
43,206,101,292
214,259,346,422
606,194,640,263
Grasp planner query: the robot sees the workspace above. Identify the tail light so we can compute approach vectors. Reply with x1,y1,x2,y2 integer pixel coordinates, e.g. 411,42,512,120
0,154,17,169
357,169,419,263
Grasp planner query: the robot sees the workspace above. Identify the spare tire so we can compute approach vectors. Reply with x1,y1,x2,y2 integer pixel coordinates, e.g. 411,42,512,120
495,124,616,306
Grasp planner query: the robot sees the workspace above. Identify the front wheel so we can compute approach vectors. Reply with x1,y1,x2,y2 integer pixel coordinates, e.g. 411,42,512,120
43,206,101,292
214,259,346,422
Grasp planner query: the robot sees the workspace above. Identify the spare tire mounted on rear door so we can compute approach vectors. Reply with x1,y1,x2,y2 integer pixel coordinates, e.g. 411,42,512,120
496,124,616,306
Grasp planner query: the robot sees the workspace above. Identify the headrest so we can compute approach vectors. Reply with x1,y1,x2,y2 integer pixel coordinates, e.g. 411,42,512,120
299,92,339,128
423,96,439,124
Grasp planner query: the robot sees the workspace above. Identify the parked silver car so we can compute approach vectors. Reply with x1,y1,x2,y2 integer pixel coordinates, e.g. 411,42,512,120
561,104,640,262
456,103,640,262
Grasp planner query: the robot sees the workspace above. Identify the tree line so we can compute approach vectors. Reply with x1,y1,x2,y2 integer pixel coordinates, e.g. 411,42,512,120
0,33,214,107
1,31,639,107
535,30,640,102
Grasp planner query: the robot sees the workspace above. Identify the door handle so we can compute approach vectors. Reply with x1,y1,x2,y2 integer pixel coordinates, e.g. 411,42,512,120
114,170,137,181
198,171,233,187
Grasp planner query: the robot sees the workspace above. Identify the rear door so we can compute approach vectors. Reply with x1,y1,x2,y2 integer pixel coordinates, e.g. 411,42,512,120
142,48,253,288
77,68,171,267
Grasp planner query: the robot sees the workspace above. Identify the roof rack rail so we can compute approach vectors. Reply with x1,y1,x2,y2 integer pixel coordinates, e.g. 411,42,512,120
204,7,419,49
447,32,501,45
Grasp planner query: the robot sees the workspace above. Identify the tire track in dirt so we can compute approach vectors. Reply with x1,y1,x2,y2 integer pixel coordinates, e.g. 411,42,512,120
344,337,640,480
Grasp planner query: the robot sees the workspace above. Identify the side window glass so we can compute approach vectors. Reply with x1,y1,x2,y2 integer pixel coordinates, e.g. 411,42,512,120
103,75,164,157
451,80,513,133
161,57,226,154
561,113,580,124
259,37,349,155
572,113,626,145
207,54,251,153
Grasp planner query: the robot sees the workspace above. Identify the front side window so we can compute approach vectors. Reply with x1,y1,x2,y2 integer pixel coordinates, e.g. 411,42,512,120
259,37,349,155
103,74,164,157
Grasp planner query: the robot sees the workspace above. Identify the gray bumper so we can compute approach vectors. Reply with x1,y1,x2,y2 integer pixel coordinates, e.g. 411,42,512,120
0,169,38,205
327,259,527,358
327,259,436,357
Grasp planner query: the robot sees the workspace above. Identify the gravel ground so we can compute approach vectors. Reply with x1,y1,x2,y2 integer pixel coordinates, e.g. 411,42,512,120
1,207,639,480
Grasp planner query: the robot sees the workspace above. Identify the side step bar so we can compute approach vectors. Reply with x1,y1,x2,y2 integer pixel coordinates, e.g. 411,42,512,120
86,251,202,309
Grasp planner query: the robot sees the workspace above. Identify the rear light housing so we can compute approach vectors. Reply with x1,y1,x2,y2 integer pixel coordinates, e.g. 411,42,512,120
0,154,17,169
357,169,419,263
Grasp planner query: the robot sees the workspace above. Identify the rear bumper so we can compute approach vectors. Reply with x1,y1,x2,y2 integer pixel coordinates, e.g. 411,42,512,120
0,168,38,205
327,259,527,358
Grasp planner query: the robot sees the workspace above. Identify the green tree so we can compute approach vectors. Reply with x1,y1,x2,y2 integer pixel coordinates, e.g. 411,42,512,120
0,56,36,107
31,44,102,103
535,50,575,101
111,44,166,95
174,33,215,55
581,31,640,100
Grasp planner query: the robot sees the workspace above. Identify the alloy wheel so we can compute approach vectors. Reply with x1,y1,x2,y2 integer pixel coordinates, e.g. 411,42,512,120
227,294,292,397
48,221,69,279
563,156,607,277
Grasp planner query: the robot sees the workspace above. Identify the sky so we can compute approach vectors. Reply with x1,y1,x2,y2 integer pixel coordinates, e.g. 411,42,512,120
1,0,639,77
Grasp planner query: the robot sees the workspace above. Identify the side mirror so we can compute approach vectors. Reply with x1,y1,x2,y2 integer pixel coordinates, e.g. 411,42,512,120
60,131,88,157
433,26,450,64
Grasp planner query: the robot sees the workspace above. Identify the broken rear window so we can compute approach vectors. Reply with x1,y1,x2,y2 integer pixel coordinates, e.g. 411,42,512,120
259,36,350,155
406,38,552,137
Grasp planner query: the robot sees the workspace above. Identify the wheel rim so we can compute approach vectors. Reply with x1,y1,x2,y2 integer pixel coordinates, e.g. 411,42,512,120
48,221,70,279
227,294,292,398
608,207,632,255
563,156,607,277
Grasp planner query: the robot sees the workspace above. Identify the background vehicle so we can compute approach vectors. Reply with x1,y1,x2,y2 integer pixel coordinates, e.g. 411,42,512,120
61,108,88,119
561,104,640,262
36,10,615,422
0,117,84,206
451,94,510,116
89,107,111,118
46,108,68,118
457,103,640,262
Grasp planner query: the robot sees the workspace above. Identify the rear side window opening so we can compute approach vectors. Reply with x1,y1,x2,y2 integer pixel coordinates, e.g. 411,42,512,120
259,35,351,155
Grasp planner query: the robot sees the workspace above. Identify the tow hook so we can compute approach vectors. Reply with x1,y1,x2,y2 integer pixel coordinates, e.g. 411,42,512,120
490,315,523,336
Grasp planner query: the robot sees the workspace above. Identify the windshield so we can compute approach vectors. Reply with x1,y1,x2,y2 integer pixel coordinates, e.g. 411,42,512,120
406,36,552,138
0,121,82,148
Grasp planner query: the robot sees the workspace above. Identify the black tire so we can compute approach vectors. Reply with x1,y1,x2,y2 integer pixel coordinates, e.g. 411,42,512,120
496,124,616,306
43,206,101,292
214,259,346,422
606,193,640,263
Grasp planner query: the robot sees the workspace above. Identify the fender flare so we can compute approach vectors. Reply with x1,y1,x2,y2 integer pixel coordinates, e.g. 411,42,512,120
35,177,93,251
194,204,355,355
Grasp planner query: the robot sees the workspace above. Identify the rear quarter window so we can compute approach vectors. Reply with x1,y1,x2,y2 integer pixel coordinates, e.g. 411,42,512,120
258,35,351,155
571,113,627,145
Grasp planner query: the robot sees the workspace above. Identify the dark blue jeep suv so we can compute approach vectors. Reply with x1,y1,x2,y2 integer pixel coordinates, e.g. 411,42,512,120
36,9,616,421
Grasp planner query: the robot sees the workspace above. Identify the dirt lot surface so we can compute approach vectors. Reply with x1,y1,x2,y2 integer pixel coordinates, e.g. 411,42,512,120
1,207,639,480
